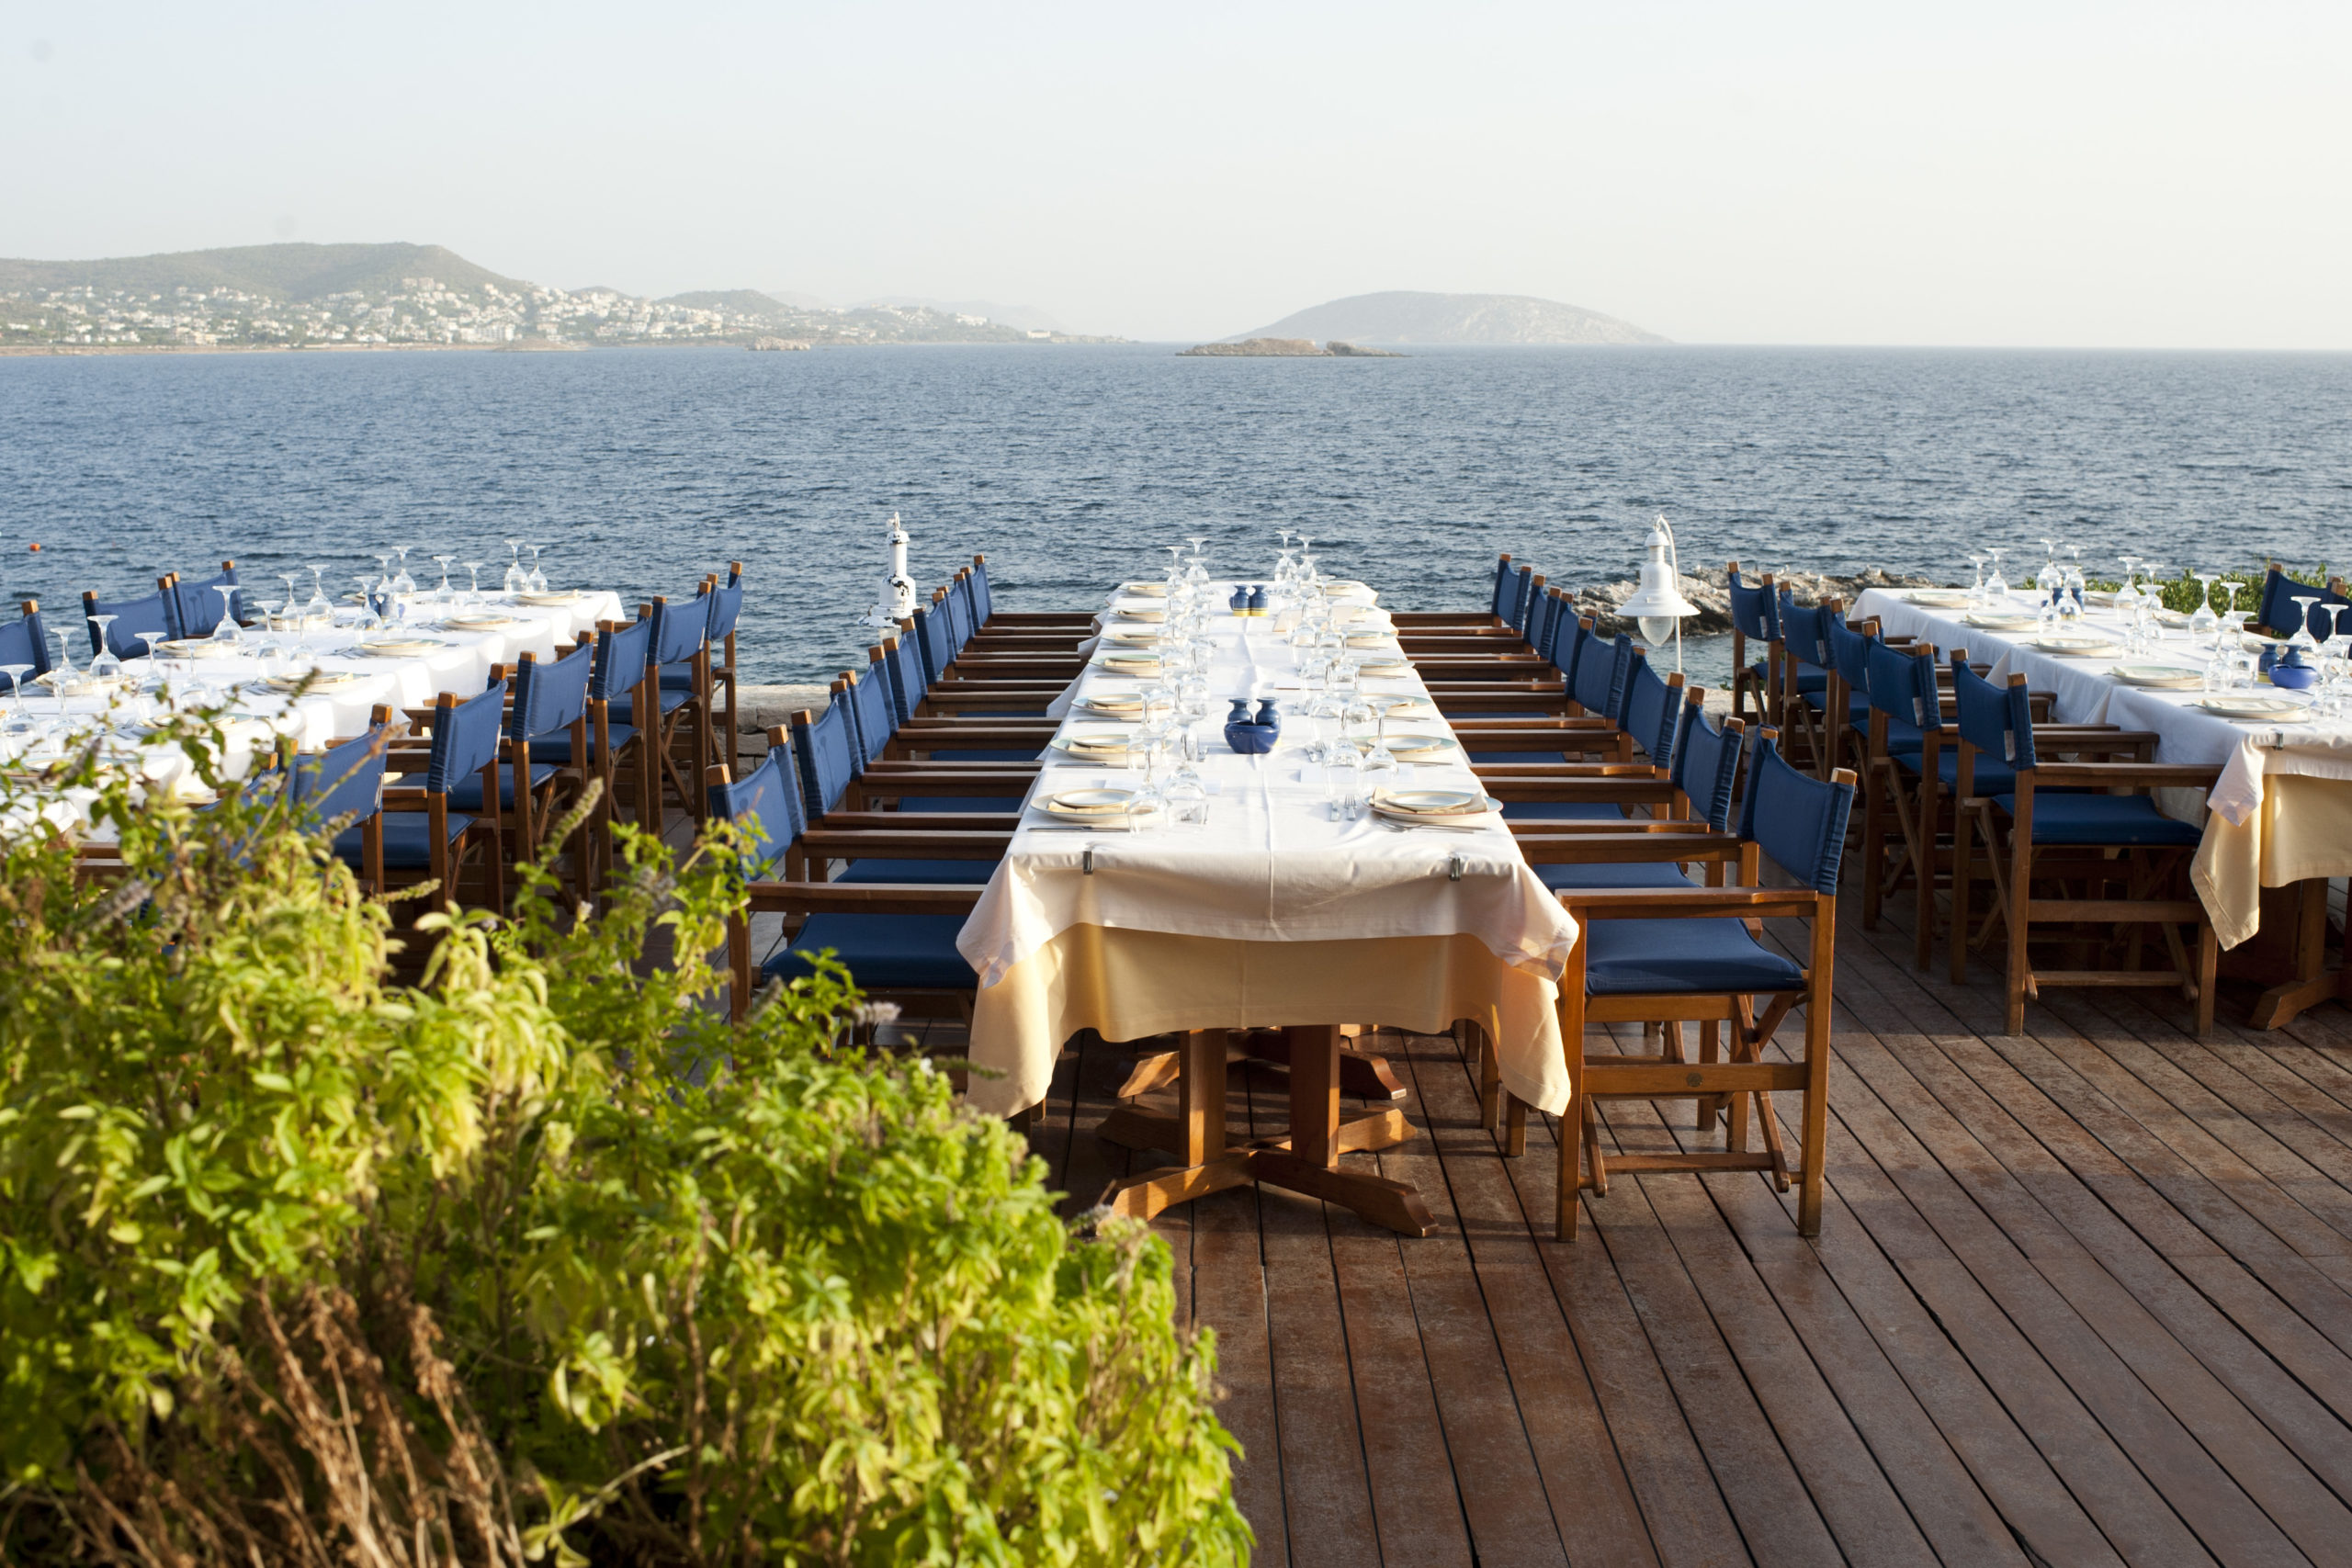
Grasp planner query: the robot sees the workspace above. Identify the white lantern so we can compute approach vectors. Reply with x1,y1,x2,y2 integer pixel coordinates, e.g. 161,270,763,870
1618,513,1700,670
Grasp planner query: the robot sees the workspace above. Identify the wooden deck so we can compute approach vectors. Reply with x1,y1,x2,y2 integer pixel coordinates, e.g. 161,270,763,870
1019,900,2352,1568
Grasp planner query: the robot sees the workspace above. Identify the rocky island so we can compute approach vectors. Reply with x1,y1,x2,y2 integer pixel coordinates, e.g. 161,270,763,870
1178,337,1401,357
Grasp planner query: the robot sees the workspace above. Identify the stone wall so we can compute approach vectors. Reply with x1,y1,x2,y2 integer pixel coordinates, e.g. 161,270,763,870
1562,564,1939,637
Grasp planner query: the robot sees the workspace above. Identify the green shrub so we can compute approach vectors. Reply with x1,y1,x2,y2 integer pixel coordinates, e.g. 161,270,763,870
0,712,1249,1566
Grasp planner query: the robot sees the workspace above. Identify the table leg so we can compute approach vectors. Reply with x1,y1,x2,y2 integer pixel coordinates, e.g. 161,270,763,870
2249,877,2346,1029
1099,1031,1253,1222
1250,1025,1436,1237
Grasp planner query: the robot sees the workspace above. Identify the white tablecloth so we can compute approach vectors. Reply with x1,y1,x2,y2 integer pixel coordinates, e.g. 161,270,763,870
959,581,1580,1117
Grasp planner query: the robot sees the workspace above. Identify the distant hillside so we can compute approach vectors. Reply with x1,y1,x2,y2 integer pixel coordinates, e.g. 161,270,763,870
1236,290,1665,346
659,288,801,322
0,243,526,301
854,296,1068,334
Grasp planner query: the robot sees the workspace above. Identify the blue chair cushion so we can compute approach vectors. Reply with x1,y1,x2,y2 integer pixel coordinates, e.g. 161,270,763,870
659,669,699,691
1896,749,2018,795
922,747,1043,762
609,690,692,725
1860,717,1926,754
529,723,633,763
444,761,560,810
1995,792,2203,847
763,914,977,989
835,857,997,885
1536,860,1701,892
1804,691,1870,721
1584,918,1806,997
332,812,474,870
1502,800,1625,822
897,795,1026,813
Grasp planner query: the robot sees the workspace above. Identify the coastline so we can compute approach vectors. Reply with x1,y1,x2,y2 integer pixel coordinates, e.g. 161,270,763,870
0,337,1119,358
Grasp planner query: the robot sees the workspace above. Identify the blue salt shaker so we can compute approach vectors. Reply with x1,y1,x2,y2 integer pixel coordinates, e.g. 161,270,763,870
2270,647,2317,690
1229,585,1250,614
1246,585,1268,615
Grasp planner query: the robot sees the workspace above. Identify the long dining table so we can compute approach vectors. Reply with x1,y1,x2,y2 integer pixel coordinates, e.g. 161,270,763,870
956,578,1580,1235
1854,584,2352,1023
2,589,626,807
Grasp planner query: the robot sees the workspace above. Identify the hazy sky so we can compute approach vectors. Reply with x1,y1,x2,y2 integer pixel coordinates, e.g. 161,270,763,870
5,1,2348,346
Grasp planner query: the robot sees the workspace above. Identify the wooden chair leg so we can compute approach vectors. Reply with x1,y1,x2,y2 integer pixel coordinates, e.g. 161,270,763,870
2195,919,2219,1037
1950,798,1973,984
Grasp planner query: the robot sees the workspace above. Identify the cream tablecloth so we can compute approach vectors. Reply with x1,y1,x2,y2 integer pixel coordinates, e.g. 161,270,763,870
1852,587,2352,948
958,581,1580,1118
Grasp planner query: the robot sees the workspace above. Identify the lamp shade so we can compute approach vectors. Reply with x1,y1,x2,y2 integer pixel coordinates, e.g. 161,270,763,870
1620,516,1699,646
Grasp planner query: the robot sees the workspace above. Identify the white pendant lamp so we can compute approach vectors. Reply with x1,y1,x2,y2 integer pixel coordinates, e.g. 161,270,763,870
1618,513,1700,671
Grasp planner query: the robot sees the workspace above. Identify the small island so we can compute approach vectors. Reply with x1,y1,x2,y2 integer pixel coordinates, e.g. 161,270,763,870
1179,336,1401,357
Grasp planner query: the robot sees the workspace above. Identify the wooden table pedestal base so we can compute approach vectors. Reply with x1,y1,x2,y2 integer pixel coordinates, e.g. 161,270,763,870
1097,1025,1436,1237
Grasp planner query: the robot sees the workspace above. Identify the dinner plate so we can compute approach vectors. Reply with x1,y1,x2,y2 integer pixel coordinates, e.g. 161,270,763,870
156,637,233,658
2154,608,2191,626
1104,629,1164,648
2109,663,2203,689
1371,787,1486,816
443,614,517,630
1096,654,1162,674
514,591,582,606
35,670,128,694
2196,696,2310,721
1385,700,1441,719
1053,728,1137,759
1964,613,2040,630
1118,581,1169,598
1043,787,1137,816
1345,634,1399,649
1905,590,1973,606
1108,605,1166,622
1323,580,1374,595
1354,658,1413,675
1075,694,1147,716
356,637,443,658
2032,635,2122,657
1359,732,1454,757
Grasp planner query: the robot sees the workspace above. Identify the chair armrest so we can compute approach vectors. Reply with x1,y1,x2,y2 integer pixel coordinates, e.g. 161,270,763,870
2026,762,2226,788
819,810,1023,829
1559,887,1824,919
1505,818,1715,836
1481,777,1675,802
1515,832,1745,863
745,881,983,916
800,829,1010,857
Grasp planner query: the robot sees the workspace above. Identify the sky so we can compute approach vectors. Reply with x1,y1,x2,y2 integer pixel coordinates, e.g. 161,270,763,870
4,0,2348,347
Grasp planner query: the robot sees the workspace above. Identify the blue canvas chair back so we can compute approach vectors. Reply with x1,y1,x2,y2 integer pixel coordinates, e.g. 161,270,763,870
1828,617,1875,692
912,604,954,685
85,590,174,659
842,662,899,771
704,580,744,643
1525,591,1559,660
164,568,242,639
942,586,973,655
792,700,861,820
510,639,595,741
1866,638,1940,732
288,724,390,829
1951,657,2035,769
1,604,53,676
1737,735,1855,895
2255,568,2349,639
428,681,507,793
649,595,705,671
1505,566,1536,634
953,572,982,634
1600,635,1635,724
1569,626,1619,716
1487,556,1516,620
1678,706,1746,830
1780,599,1836,671
593,615,652,701
709,741,805,881
1554,615,1591,682
1727,570,1779,641
970,558,996,624
882,635,928,727
1620,657,1679,767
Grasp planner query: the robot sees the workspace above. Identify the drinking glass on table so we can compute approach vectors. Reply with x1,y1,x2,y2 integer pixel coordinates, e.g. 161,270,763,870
277,571,302,623
389,547,415,598
209,586,243,652
1324,735,1364,820
503,539,526,594
86,616,122,684
524,546,547,594
463,559,486,605
0,664,31,727
354,577,383,632
2114,557,2141,618
1966,552,1988,606
2188,571,2221,639
432,555,457,604
2287,595,2324,652
1984,547,2008,601
305,564,333,626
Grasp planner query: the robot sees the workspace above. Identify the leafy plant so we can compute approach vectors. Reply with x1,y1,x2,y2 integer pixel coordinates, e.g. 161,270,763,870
0,711,1249,1566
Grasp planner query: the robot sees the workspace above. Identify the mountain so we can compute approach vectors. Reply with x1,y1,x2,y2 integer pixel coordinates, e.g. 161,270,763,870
762,288,835,311
1234,290,1665,346
659,288,803,322
854,296,1067,334
0,243,526,301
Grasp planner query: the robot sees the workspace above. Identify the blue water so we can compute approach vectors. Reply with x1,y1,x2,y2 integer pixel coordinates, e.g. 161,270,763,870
4,344,2346,689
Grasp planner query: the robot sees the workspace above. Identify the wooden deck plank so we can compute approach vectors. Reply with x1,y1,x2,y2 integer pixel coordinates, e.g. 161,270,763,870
1396,1033,1662,1566
1193,1181,1289,1568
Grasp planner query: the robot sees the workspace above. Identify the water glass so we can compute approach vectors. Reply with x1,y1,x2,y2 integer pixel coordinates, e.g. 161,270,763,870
1325,742,1364,820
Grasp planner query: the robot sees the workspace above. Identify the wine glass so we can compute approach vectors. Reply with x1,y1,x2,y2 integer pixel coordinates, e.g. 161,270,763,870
353,576,383,633
1966,551,1987,605
1324,732,1364,820
49,627,77,692
277,570,302,623
1984,547,2008,601
0,663,32,724
373,551,396,597
2289,595,2324,651
390,547,416,598
304,564,332,626
86,616,122,683
432,554,457,604
462,559,486,606
209,585,243,651
2114,555,2141,616
2188,571,2221,639
503,539,526,594
524,545,547,593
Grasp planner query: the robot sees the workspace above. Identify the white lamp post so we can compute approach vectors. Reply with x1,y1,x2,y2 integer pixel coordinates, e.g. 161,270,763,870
856,511,919,631
1618,513,1700,671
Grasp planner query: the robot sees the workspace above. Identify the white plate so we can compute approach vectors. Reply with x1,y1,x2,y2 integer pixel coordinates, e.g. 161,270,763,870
514,591,582,606
443,614,517,630
156,637,233,659
2109,664,2203,688
1359,732,1454,757
1906,590,1973,606
2032,636,2122,657
1118,581,1169,597
1053,728,1137,759
1076,695,1147,716
1104,630,1164,648
1346,634,1399,649
1043,787,1137,816
261,671,360,692
2197,696,2310,720
1096,655,1162,674
1108,605,1166,622
1354,659,1413,675
1964,613,2040,630
1386,700,1441,719
1371,787,1486,816
356,637,443,657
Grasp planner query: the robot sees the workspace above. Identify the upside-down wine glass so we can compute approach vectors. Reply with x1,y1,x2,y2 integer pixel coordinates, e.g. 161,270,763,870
354,577,382,633
277,571,302,625
2289,595,2324,652
463,559,486,606
432,554,458,604
86,617,122,683
1984,547,2008,601
2114,556,2140,618
2188,571,2221,639
0,663,29,725
390,547,416,598
503,539,526,594
209,585,243,652
50,628,76,692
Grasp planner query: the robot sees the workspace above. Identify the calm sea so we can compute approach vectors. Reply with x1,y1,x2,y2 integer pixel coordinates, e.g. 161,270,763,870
4,344,2346,691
